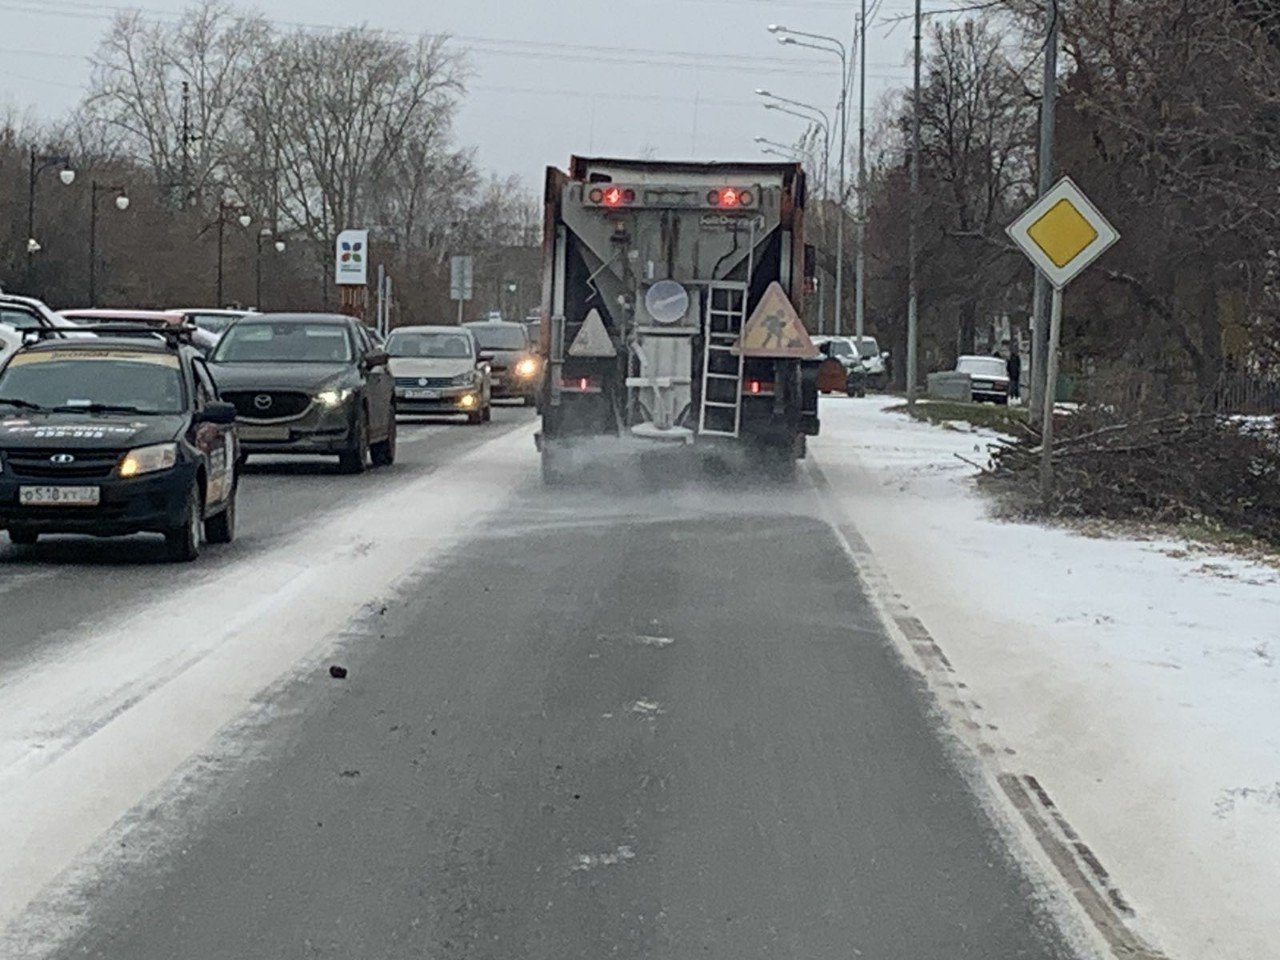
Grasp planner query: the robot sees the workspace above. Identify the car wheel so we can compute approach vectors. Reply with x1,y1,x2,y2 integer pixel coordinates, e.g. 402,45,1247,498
339,412,370,474
165,480,203,563
7,528,38,546
204,483,237,544
467,408,483,425
371,411,397,466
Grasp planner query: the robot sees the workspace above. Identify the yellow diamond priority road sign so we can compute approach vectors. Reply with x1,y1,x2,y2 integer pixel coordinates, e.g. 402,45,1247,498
1007,177,1118,289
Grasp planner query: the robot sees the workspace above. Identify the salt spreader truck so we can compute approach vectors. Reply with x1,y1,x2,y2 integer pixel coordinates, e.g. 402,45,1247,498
534,157,822,481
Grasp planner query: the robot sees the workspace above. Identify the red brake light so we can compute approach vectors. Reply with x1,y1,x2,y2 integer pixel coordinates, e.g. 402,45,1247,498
579,377,589,391
708,188,751,209
603,186,623,207
748,379,762,394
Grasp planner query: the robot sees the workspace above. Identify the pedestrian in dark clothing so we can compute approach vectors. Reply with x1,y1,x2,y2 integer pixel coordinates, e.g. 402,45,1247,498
1007,348,1022,402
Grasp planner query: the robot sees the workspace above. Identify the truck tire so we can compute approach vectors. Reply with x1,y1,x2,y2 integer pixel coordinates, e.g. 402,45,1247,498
7,528,38,546
541,443,570,485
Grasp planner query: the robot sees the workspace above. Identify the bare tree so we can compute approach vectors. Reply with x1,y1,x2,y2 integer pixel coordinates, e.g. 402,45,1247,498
84,1,270,202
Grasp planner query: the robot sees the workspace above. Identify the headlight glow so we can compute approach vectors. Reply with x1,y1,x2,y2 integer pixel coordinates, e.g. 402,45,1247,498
119,442,178,478
450,371,476,386
515,357,539,378
460,394,477,408
315,388,355,408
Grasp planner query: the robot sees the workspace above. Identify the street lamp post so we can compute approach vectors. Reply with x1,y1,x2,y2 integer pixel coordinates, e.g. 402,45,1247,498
770,25,849,336
216,202,252,306
88,182,130,306
26,149,76,291
256,228,286,311
856,0,868,343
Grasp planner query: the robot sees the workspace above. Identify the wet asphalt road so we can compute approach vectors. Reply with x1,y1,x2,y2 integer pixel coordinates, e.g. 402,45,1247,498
16,439,1079,960
0,406,535,672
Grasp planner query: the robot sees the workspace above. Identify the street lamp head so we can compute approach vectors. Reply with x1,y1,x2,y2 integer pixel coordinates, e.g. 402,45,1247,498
753,136,767,143
114,194,130,211
259,226,273,237
274,239,286,253
779,36,797,46
237,213,252,228
767,24,785,34
58,168,76,186
755,88,771,97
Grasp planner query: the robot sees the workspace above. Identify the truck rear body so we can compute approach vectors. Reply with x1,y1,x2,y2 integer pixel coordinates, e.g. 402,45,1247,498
537,157,820,479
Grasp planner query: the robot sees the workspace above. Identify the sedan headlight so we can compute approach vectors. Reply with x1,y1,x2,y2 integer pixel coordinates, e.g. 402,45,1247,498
514,357,539,378
315,387,355,408
119,442,178,478
450,371,476,386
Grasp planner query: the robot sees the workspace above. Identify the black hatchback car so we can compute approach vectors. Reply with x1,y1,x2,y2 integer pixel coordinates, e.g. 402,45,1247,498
0,327,239,561
209,314,396,473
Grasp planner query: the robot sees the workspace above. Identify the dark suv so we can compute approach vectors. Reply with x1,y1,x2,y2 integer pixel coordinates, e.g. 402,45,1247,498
209,314,396,473
0,327,239,561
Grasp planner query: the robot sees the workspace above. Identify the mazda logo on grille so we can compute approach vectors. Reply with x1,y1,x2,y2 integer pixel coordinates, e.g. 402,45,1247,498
50,453,76,465
253,394,273,411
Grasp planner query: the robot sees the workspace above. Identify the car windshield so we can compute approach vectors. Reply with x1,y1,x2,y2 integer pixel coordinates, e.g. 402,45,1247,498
855,338,880,359
957,356,1007,377
827,340,854,358
213,322,352,363
186,313,242,335
0,350,185,413
386,331,474,359
0,305,46,331
467,325,527,351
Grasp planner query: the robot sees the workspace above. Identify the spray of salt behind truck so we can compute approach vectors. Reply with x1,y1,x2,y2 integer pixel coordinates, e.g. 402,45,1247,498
535,157,822,482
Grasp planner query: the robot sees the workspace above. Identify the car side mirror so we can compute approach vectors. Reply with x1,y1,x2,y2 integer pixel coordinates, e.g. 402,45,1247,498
882,351,891,359
199,401,238,425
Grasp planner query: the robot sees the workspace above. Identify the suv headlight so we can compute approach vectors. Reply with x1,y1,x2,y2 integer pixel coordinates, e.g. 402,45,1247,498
514,357,539,378
315,387,355,408
119,442,178,478
451,371,476,386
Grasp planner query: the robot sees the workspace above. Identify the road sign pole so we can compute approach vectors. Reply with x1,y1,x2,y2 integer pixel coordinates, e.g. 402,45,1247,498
457,298,463,325
1039,285,1063,499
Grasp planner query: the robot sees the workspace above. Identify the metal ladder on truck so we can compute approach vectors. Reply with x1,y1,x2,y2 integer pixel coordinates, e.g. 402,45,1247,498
698,283,748,437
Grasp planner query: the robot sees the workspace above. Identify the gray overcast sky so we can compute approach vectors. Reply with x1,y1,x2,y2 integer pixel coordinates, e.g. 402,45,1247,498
0,0,932,185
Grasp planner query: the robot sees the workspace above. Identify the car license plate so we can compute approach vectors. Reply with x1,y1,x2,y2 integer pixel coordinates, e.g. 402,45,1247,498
19,486,101,507
402,389,440,400
239,425,291,441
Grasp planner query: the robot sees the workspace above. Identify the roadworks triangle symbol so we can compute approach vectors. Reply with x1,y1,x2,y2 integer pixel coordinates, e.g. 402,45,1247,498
739,282,815,358
568,309,617,357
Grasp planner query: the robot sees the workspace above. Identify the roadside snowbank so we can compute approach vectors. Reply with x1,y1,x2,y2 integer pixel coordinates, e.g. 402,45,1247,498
812,397,1280,960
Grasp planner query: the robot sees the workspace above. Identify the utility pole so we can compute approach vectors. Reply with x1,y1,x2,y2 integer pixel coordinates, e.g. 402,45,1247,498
855,0,868,343
906,0,922,404
836,59,848,337
179,81,202,206
1030,3,1059,418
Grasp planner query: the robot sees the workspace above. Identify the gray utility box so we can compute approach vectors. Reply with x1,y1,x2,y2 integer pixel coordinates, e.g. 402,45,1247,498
926,372,973,402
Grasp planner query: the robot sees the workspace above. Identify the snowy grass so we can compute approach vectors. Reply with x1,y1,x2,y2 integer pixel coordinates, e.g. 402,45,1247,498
812,395,1280,960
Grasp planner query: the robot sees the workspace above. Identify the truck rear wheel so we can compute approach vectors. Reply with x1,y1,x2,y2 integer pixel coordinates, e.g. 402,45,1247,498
541,443,570,486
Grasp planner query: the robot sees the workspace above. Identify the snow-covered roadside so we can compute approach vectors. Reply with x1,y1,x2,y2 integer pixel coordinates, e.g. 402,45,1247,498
0,424,537,938
811,397,1280,960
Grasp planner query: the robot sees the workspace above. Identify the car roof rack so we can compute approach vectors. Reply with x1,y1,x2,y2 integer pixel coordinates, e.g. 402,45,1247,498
23,322,200,348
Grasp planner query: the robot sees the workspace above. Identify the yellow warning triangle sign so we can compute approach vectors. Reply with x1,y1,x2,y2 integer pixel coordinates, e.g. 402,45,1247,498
739,282,815,358
568,308,617,357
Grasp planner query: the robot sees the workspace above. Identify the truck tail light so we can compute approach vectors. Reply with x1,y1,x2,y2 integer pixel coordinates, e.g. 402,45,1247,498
560,376,602,394
745,380,775,395
707,188,754,209
588,186,635,207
